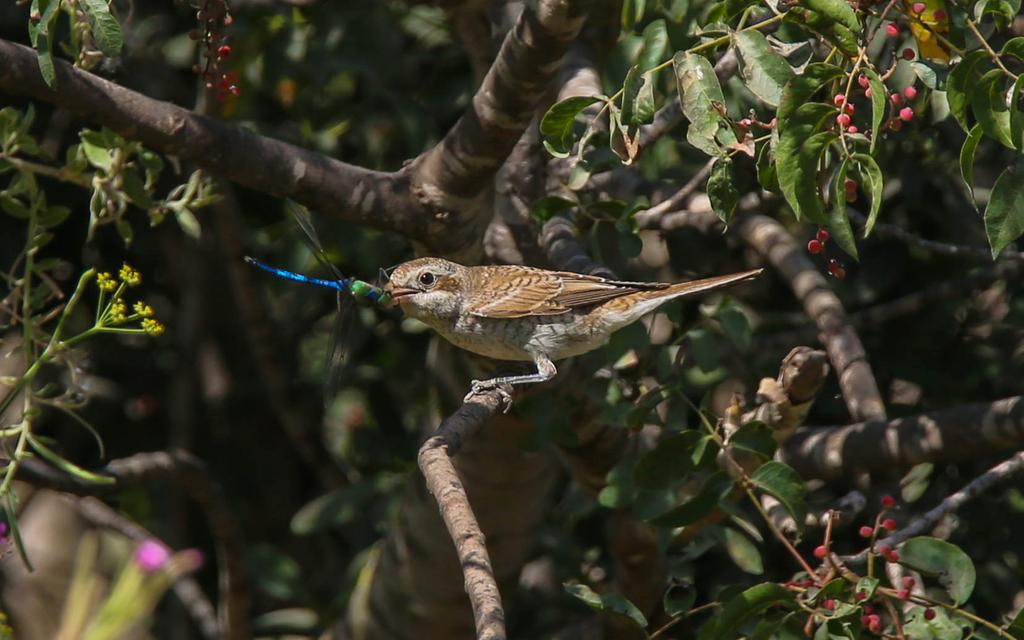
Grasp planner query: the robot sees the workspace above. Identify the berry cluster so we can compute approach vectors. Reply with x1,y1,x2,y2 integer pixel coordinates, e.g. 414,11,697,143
187,0,239,103
807,228,847,279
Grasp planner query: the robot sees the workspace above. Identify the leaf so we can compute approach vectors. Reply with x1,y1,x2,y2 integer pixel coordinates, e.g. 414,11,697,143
853,153,883,238
622,65,656,127
706,583,795,639
648,470,734,527
715,305,752,352
707,156,739,224
37,204,70,228
749,461,807,532
792,10,859,57
79,131,114,173
565,584,648,629
733,30,795,107
540,96,603,158
855,576,879,600
0,193,31,219
728,421,776,460
971,68,1014,148
80,0,124,58
827,159,858,260
946,51,988,132
1007,606,1024,639
778,124,837,224
621,0,647,31
28,0,61,88
634,430,704,489
756,139,779,191
664,582,698,617
531,195,577,223
910,60,949,90
900,537,976,605
1008,74,1024,150
248,544,305,600
778,63,845,127
804,0,860,30
900,462,934,503
724,527,764,575
675,52,736,157
959,123,984,207
984,157,1024,258
862,68,887,153
637,19,669,72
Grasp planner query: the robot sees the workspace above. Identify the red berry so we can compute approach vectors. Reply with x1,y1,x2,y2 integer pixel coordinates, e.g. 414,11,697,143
865,88,873,98
898,589,910,599
890,93,903,105
845,103,856,114
858,74,870,88
808,239,823,254
878,544,892,556
904,86,918,100
924,608,936,620
863,605,875,614
899,107,914,121
883,518,897,530
229,85,241,97
902,48,916,60
845,189,857,203
823,599,836,611
886,23,900,36
814,544,828,559
836,113,852,127
902,576,916,588
817,227,831,242
830,264,846,279
860,614,872,626
869,618,882,634
217,44,231,59
847,125,859,134
834,93,846,106
912,1,926,11
888,550,900,562
860,525,874,538
934,9,946,19
855,591,867,601
890,119,903,132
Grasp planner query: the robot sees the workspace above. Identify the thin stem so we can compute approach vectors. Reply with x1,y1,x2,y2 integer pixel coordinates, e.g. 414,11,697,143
0,154,92,188
744,484,820,579
965,17,1017,79
648,601,720,639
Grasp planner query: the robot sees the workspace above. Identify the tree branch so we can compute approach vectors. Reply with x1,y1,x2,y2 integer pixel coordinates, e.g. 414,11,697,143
781,396,1024,480
735,213,888,422
417,390,509,640
844,451,1024,564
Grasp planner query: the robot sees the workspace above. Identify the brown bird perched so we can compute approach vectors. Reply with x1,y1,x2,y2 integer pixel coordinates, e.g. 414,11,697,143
384,258,762,402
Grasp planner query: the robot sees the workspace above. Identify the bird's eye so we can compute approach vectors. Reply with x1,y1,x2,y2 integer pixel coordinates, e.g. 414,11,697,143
418,272,436,287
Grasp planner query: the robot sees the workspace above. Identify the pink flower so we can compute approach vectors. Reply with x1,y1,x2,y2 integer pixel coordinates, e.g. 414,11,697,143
135,539,171,572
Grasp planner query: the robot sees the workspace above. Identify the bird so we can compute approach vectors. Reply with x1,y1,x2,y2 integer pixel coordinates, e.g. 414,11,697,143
384,258,763,403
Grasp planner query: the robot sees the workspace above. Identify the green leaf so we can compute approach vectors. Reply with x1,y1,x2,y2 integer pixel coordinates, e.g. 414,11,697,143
634,430,704,489
724,527,764,575
959,123,984,207
749,461,807,532
827,159,858,260
971,68,1014,148
900,462,934,503
853,153,883,238
984,157,1024,258
910,60,949,90
540,96,603,158
792,10,859,57
79,131,114,172
622,65,656,127
0,193,31,219
778,63,845,127
637,19,669,72
716,305,752,352
648,470,734,527
37,204,70,228
855,576,879,601
946,51,989,132
28,436,115,485
756,139,779,192
621,0,647,30
707,156,739,224
664,582,698,617
862,68,886,153
706,583,795,640
778,120,837,223
804,0,860,30
1003,37,1024,61
675,52,736,157
900,537,976,605
728,421,776,460
28,0,61,88
531,195,577,223
1007,606,1024,639
1008,74,1024,150
80,0,124,58
733,30,795,107
249,544,306,600
565,584,648,629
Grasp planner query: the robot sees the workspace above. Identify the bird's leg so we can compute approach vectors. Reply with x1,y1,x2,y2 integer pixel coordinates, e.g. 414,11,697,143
463,354,557,411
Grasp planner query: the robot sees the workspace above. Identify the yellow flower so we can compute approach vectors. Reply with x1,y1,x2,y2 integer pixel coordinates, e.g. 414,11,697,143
141,318,165,337
109,300,127,323
119,263,141,287
96,272,117,292
132,301,154,317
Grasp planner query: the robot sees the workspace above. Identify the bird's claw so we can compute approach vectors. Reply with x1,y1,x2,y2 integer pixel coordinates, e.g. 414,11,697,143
463,380,514,413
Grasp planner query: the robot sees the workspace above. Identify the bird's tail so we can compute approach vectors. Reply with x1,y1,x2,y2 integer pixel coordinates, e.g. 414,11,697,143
657,268,764,300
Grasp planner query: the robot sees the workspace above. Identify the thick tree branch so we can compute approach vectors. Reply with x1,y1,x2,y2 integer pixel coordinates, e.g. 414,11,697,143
0,39,415,240
17,450,248,640
417,390,509,640
735,213,887,422
845,451,1024,564
781,396,1024,480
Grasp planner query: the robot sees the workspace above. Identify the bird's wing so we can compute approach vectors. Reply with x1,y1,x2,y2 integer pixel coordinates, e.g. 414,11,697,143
467,267,668,318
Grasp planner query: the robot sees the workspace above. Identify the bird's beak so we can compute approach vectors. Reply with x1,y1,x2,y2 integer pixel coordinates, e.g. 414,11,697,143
383,283,418,305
